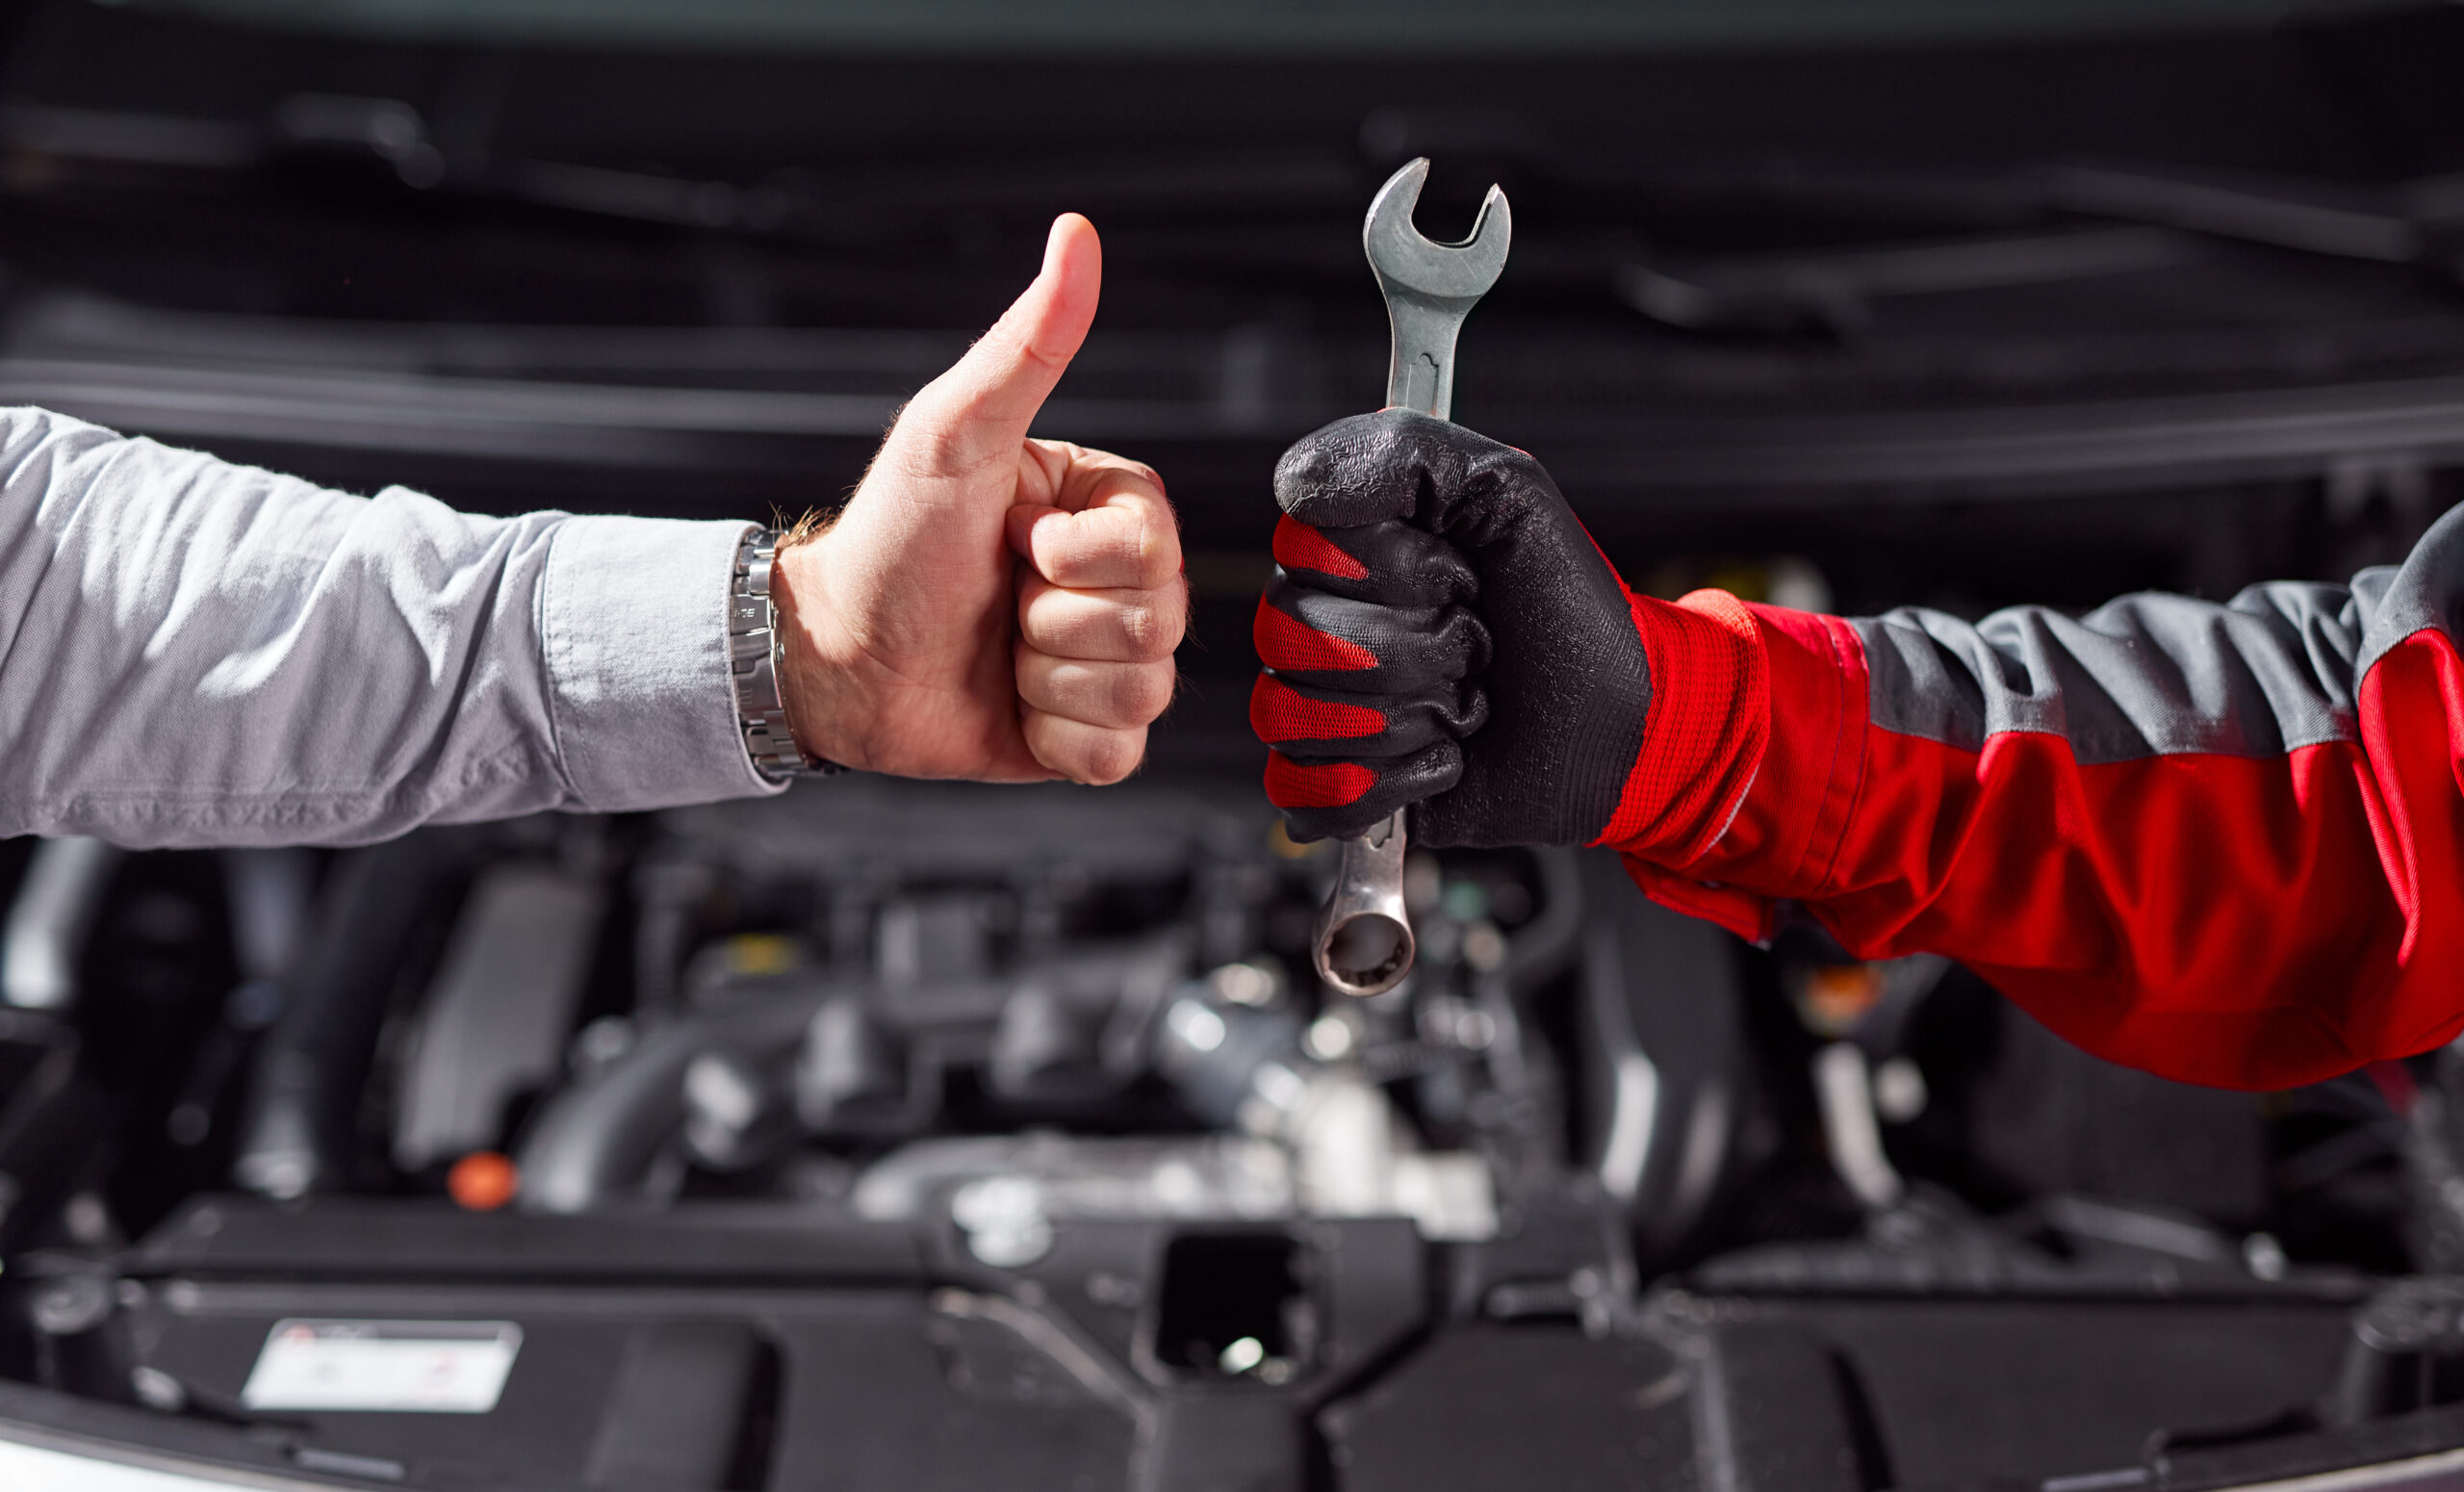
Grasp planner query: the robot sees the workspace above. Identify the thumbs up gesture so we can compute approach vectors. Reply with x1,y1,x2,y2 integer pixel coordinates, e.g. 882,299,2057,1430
771,215,1186,785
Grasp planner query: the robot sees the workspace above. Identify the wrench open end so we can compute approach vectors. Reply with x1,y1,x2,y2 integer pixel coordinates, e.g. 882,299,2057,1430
1362,158,1512,424
1363,157,1513,306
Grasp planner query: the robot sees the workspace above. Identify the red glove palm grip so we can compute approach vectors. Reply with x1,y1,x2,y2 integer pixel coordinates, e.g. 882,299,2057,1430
1264,754,1376,809
1250,675,1385,744
1254,597,1377,674
1272,514,1369,580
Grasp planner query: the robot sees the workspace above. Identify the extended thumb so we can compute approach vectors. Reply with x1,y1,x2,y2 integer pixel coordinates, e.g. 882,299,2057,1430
898,214,1100,470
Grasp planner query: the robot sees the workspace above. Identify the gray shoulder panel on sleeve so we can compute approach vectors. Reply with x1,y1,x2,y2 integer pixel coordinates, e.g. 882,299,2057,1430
2356,501,2464,674
1854,554,2400,764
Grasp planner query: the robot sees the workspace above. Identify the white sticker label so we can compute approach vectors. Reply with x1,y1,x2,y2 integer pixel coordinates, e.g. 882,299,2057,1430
240,1320,521,1414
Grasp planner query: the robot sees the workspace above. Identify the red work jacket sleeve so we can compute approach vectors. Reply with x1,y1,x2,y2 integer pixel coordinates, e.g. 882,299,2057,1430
1601,506,2464,1091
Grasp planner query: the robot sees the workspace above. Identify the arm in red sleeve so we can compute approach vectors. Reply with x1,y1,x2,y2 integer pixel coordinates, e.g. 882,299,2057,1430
1604,506,2464,1091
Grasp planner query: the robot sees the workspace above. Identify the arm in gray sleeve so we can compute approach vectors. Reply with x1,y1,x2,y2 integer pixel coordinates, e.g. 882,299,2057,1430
0,406,780,846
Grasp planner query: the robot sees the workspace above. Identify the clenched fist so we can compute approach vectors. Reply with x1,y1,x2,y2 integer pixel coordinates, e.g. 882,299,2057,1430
1253,410,1661,846
771,215,1186,784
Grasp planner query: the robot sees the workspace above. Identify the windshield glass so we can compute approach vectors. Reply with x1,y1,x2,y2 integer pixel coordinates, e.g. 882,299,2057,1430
121,0,2339,53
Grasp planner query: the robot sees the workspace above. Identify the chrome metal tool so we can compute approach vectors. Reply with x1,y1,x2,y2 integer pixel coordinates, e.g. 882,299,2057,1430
1311,157,1512,998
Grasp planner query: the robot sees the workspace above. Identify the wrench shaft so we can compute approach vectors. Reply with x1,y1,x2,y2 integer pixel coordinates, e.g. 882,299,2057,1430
1383,292,1472,421
1309,157,1511,998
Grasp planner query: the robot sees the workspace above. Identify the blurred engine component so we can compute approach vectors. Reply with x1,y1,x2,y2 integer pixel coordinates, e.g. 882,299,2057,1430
494,783,1536,1252
1,836,119,1013
0,774,2435,1492
393,864,603,1172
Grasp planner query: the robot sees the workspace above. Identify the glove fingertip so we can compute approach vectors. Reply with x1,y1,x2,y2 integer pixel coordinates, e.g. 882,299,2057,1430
1263,752,1377,812
1268,736,1465,845
1272,413,1424,527
1271,514,1370,582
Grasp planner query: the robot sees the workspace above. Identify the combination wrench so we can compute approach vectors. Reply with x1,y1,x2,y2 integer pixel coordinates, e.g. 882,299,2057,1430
1310,157,1512,998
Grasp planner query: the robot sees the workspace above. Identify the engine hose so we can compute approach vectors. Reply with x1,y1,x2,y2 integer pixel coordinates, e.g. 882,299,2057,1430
1500,847,1586,997
231,832,449,1200
1467,847,1586,1093
515,990,834,1215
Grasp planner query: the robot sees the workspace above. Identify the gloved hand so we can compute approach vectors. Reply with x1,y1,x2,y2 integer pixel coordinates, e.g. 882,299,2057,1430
1253,409,1759,849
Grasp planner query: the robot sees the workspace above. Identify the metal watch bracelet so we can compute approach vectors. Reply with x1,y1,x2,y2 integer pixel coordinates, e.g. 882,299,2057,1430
730,528,844,782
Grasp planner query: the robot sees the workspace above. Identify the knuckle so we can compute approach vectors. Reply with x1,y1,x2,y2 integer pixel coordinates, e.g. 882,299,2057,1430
1080,729,1143,785
1116,602,1167,659
1146,589,1190,657
1116,664,1175,723
1135,521,1180,589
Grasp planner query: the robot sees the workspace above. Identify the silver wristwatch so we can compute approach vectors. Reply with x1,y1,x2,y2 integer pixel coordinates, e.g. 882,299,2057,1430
730,528,843,782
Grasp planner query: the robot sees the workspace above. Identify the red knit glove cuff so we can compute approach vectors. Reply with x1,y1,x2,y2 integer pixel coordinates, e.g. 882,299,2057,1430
1591,587,1769,862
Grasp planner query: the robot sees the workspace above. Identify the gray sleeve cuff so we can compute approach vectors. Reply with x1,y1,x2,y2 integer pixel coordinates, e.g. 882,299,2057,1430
540,515,785,811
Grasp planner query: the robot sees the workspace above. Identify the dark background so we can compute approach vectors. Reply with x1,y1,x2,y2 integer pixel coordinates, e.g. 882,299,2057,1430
4,0,2464,769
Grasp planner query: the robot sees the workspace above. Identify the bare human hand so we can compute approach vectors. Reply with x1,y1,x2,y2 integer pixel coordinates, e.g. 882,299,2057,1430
770,215,1186,784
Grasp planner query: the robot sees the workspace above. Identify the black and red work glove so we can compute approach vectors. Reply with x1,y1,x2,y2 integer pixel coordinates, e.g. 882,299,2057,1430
1253,409,1763,850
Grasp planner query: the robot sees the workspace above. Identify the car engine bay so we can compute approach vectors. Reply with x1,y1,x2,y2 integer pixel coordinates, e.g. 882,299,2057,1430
0,770,2456,1489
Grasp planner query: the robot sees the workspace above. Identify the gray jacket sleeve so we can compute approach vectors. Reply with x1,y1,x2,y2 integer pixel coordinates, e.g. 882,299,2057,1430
1852,504,2464,767
0,406,781,846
